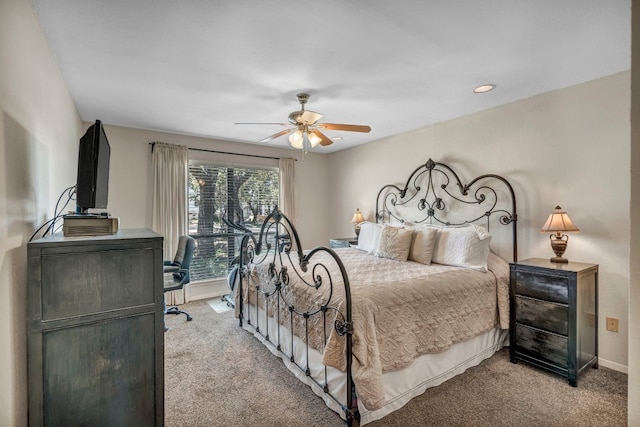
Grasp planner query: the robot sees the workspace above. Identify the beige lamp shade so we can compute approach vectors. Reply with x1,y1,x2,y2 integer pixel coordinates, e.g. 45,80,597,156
540,206,579,263
540,206,580,233
351,208,365,224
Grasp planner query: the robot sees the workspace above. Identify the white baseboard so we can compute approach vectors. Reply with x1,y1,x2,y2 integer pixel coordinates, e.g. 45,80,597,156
186,279,228,302
598,358,628,374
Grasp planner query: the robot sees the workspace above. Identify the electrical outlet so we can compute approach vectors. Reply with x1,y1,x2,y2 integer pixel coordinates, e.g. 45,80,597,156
606,317,619,333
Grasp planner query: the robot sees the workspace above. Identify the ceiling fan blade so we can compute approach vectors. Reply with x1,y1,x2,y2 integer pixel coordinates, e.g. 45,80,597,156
260,128,294,143
298,110,323,125
310,129,333,146
235,122,289,126
317,123,371,133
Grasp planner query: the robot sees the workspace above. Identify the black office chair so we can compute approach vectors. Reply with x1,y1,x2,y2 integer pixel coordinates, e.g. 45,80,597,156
164,236,195,327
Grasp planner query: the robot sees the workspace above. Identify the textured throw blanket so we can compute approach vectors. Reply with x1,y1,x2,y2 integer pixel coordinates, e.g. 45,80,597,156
238,248,510,410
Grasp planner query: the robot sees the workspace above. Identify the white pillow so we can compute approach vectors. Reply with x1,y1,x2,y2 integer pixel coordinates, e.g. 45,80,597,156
431,224,492,272
408,227,438,265
355,222,384,254
375,226,414,262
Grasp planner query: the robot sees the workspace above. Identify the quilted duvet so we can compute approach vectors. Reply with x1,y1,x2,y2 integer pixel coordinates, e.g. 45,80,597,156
239,247,510,410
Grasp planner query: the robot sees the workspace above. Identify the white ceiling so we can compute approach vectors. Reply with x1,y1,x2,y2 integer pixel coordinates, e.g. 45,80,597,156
32,1,631,153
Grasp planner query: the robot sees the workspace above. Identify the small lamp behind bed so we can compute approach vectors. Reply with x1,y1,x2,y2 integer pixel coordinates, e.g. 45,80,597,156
540,206,580,263
351,208,365,237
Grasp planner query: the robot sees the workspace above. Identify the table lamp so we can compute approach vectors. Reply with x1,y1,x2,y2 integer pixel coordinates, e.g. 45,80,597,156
351,208,365,237
540,206,580,263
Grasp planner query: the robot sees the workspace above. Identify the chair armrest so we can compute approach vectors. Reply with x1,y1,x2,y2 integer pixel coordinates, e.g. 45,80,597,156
163,268,190,292
163,264,180,273
175,268,190,285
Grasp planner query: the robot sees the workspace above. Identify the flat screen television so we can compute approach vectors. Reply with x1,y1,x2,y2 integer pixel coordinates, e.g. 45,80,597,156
75,120,110,213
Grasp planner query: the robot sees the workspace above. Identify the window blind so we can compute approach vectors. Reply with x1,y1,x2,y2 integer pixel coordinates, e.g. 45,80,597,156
188,162,279,281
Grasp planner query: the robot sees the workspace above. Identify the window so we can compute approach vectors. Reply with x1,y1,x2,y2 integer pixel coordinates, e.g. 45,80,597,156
188,162,279,281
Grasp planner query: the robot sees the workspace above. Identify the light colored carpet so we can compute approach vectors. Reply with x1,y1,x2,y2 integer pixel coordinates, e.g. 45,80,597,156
164,300,627,426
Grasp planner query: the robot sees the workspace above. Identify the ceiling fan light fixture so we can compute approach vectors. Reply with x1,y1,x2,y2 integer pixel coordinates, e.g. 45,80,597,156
289,130,303,149
308,131,322,148
236,92,371,148
473,84,496,93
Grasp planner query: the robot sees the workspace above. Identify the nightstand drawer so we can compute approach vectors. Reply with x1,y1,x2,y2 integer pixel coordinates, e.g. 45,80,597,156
515,324,568,369
515,270,568,304
516,296,568,335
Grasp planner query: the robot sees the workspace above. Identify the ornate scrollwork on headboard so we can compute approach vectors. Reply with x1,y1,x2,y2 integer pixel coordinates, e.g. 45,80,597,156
376,158,518,261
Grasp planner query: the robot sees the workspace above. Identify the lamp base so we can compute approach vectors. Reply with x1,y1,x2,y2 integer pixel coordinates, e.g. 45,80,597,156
549,234,569,264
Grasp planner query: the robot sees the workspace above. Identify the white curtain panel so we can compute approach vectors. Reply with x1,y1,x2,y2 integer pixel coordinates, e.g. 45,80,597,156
279,157,296,225
152,142,189,305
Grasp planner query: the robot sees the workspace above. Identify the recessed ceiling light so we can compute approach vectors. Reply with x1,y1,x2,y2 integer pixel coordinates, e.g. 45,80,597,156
331,136,343,141
473,84,496,93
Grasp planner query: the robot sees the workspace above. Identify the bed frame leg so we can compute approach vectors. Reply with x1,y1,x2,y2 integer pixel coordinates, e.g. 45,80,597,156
345,409,360,427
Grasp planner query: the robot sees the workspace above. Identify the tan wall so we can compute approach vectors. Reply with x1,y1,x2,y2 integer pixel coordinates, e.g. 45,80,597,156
0,0,83,424
328,72,631,372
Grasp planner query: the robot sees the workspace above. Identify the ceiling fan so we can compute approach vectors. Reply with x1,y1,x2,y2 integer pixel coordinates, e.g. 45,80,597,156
235,93,371,149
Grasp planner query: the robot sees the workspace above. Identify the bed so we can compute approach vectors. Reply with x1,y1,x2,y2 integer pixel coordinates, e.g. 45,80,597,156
234,158,518,426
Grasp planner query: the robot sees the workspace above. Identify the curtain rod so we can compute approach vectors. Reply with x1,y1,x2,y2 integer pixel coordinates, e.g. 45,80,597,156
148,142,296,161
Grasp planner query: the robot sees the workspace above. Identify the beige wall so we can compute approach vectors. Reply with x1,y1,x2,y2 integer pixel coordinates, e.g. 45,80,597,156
103,125,330,249
629,2,639,424
328,72,631,372
0,0,83,424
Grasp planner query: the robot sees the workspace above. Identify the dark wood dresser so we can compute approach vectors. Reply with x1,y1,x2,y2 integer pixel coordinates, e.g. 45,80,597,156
509,258,598,386
27,229,164,426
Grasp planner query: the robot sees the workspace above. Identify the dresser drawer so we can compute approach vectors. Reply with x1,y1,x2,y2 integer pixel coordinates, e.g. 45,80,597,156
515,296,568,335
515,324,568,368
515,270,568,304
40,247,156,321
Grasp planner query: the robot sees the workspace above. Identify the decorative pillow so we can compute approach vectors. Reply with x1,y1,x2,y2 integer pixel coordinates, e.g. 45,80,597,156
376,226,414,262
355,222,384,253
431,224,492,271
408,227,438,265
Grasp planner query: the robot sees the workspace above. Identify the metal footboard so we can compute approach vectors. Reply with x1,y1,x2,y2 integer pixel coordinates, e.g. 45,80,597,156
236,208,358,425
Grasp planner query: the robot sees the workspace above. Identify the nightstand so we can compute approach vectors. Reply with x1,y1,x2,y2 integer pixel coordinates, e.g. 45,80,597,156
329,237,358,248
509,258,598,387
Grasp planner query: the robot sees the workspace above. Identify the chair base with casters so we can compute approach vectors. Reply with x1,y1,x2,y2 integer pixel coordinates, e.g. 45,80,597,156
165,304,193,321
164,301,193,331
